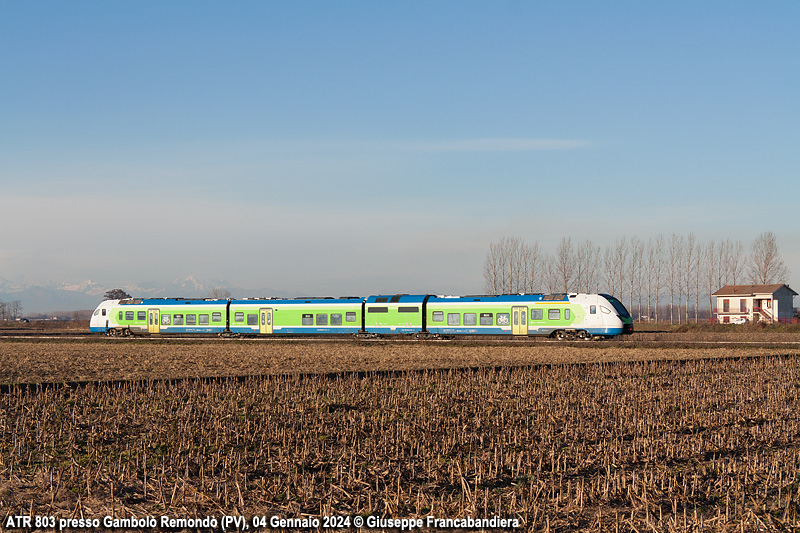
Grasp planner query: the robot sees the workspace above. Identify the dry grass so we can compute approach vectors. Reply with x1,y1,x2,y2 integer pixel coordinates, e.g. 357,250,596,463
1,339,800,531
0,339,796,384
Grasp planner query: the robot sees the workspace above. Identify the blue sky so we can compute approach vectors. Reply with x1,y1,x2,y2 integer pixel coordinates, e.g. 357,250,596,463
1,1,798,303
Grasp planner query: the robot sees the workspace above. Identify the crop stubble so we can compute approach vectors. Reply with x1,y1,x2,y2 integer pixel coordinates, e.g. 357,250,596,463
0,341,799,531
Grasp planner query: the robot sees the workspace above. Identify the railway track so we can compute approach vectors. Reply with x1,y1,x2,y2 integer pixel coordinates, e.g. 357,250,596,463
1,330,798,347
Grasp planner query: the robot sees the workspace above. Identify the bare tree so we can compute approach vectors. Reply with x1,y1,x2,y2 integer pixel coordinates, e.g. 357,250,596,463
483,237,543,295
683,233,696,324
574,240,599,293
10,300,22,320
520,241,543,294
603,237,628,300
667,234,684,324
645,235,664,322
554,237,575,293
747,231,790,284
104,288,131,300
628,236,644,319
209,287,232,299
693,238,704,322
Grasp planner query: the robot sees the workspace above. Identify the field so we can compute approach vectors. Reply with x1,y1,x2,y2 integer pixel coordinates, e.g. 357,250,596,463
1,328,800,531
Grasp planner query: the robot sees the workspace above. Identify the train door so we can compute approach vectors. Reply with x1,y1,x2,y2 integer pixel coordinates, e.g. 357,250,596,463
512,306,528,335
148,309,160,334
259,308,273,334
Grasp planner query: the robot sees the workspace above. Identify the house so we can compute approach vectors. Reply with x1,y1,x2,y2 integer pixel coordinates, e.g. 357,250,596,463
712,284,797,324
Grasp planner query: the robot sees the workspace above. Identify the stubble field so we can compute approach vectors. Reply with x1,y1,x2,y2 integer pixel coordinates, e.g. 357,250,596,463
1,335,799,531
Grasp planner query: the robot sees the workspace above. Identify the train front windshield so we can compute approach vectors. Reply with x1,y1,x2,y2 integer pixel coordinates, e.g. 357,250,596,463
605,296,631,318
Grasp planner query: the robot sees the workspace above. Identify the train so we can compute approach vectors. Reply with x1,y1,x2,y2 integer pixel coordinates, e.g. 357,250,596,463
89,292,634,339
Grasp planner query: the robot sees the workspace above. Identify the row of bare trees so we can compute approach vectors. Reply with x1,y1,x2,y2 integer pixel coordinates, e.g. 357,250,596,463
483,232,790,324
0,300,23,320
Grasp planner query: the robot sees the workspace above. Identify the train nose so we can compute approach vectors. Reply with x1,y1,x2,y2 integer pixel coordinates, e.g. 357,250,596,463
623,323,634,335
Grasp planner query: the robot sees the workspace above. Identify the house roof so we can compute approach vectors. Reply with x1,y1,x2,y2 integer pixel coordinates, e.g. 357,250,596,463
712,284,798,297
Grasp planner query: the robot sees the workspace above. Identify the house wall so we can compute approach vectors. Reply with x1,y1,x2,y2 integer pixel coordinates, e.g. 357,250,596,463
776,286,796,319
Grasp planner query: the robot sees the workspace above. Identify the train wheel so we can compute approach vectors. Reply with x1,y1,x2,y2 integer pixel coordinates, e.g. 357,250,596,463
554,330,566,340
577,330,589,340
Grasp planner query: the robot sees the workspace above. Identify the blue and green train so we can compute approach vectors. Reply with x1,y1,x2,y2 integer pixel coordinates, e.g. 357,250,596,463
90,293,633,339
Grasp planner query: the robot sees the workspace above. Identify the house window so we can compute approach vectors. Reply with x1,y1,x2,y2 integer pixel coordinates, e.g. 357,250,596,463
722,299,730,312
740,299,747,313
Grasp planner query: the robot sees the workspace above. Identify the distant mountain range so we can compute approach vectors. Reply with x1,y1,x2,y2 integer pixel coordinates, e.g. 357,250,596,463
0,276,293,315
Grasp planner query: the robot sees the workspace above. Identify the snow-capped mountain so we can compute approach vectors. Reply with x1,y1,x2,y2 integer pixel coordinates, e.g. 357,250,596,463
0,276,292,315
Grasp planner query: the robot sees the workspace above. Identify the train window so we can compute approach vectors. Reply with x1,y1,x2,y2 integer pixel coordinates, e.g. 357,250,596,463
247,314,258,326
480,313,493,325
548,309,560,320
369,307,388,313
331,313,342,325
161,314,171,325
234,312,244,322
302,314,313,325
565,309,571,320
137,311,146,321
212,312,222,322
375,297,389,303
398,307,419,313
590,305,596,314
125,311,134,321
497,313,510,326
186,314,197,325
531,308,543,320
100,309,106,316
118,311,123,320
174,314,184,325
316,314,328,326
346,312,356,322
199,314,209,325
464,313,477,326
432,311,444,322
447,313,460,326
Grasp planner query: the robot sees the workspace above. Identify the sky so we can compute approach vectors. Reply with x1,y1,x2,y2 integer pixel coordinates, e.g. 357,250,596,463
1,1,798,304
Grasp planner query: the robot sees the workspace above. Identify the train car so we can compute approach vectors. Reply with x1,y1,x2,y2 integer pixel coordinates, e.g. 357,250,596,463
363,294,428,334
89,298,230,335
227,297,363,335
425,293,632,338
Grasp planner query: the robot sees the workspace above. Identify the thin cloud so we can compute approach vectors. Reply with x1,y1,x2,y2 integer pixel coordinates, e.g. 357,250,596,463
402,138,590,152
